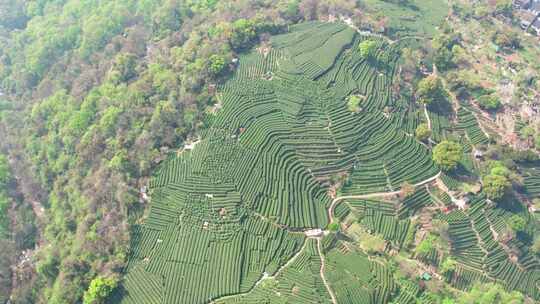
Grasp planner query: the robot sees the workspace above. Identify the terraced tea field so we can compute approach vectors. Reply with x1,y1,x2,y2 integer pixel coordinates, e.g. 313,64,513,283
116,21,540,303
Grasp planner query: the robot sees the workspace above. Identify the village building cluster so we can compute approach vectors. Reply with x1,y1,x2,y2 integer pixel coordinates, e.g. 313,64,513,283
514,0,540,35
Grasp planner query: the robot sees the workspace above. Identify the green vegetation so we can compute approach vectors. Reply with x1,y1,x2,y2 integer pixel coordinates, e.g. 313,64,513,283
439,257,457,276
457,108,490,146
482,162,512,201
357,229,387,254
347,95,362,112
506,215,526,233
492,31,521,51
118,22,440,303
432,31,462,71
358,39,378,59
83,276,118,304
0,155,9,238
433,141,463,171
477,94,501,111
416,75,447,105
415,123,431,141
0,2,368,303
0,154,13,303
2,0,540,303
208,54,228,76
327,222,340,232
216,239,331,304
482,174,510,201
416,234,437,256
361,0,449,38
459,282,524,304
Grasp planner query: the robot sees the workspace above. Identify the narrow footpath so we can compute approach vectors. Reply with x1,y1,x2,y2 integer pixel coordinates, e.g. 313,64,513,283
327,172,441,223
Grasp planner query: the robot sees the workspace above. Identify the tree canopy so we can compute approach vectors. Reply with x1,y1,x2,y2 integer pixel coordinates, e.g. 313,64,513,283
415,123,431,141
83,276,118,304
492,31,520,50
482,174,510,200
358,39,378,60
347,95,362,112
477,94,501,111
458,283,524,304
439,257,457,275
507,215,526,233
482,162,511,201
0,155,8,187
208,54,228,76
416,75,447,105
0,1,334,302
0,155,11,239
433,141,463,171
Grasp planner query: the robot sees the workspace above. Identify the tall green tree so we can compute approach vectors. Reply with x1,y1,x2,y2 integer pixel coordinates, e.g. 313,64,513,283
482,162,511,201
358,39,378,60
416,75,447,105
229,19,258,51
83,276,118,304
433,141,463,171
415,123,431,141
482,174,510,200
507,215,526,233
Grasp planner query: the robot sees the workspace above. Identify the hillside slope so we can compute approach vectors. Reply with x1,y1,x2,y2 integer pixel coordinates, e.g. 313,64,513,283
117,21,439,304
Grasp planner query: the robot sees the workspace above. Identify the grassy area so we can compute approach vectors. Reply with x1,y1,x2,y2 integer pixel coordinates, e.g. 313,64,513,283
363,0,449,38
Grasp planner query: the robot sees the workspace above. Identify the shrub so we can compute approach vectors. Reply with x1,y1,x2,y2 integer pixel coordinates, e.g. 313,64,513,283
347,95,362,112
477,94,501,110
416,234,437,256
507,215,526,233
439,257,457,275
327,222,340,232
358,39,377,59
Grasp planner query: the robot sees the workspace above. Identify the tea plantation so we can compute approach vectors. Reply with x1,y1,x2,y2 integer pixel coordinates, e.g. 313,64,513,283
116,22,540,304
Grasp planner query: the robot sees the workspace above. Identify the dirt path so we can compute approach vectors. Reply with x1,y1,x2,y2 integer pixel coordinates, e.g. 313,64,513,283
211,171,443,304
317,237,337,304
340,16,393,44
215,170,441,304
327,172,441,223
272,239,308,278
423,104,432,130
391,35,428,45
